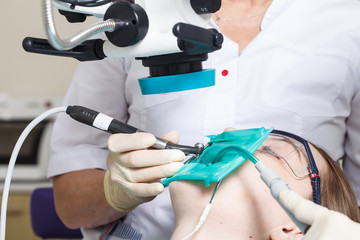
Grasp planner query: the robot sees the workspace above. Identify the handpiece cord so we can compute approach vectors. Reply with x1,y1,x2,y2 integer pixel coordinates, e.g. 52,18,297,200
182,181,221,240
0,106,67,240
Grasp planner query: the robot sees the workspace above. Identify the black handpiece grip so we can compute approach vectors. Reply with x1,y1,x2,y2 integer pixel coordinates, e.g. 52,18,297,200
108,119,138,134
66,105,98,126
22,37,106,61
173,23,223,54
66,105,138,134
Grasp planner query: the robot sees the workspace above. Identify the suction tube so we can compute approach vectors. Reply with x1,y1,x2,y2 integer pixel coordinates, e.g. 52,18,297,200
255,161,308,233
227,145,308,233
0,106,67,240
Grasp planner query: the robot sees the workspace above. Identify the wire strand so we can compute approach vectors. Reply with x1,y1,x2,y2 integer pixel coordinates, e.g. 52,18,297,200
181,180,221,240
182,203,212,240
210,180,221,203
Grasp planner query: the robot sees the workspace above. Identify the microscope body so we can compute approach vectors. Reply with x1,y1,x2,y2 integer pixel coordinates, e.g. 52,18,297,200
32,0,222,58
23,0,223,94
104,0,211,57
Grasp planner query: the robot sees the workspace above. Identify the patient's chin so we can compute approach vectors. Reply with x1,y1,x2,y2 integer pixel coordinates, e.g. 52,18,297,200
170,181,201,201
169,180,216,212
169,180,216,198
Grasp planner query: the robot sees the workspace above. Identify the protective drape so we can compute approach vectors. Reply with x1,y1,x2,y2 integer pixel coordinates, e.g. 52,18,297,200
162,127,272,187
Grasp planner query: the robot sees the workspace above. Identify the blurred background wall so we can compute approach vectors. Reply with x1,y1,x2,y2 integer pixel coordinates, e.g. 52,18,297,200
0,3,99,239
0,0,97,98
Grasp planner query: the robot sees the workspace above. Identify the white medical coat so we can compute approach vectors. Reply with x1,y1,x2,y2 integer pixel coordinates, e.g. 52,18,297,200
49,0,360,239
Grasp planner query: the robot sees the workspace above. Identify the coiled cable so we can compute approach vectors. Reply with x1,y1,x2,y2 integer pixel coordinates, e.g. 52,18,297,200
43,0,116,50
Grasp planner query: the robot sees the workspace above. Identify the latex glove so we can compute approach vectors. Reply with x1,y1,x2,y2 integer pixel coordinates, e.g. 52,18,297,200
279,189,360,240
104,131,185,212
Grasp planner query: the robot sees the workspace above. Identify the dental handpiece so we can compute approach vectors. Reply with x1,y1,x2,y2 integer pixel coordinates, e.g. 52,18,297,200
255,161,308,233
65,105,204,155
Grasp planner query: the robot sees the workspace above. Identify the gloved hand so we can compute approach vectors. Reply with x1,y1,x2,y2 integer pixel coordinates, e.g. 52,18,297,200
104,131,185,212
278,189,360,240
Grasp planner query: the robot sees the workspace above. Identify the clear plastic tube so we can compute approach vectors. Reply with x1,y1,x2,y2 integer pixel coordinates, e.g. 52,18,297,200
182,203,212,240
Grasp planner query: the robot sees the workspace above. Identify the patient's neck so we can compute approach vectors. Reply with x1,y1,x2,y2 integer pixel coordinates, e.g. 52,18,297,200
169,179,267,239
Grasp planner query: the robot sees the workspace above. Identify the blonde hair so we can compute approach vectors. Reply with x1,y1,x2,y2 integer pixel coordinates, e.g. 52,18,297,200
313,145,360,222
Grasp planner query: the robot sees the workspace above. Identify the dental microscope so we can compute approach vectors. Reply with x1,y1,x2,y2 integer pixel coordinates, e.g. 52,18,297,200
23,0,224,94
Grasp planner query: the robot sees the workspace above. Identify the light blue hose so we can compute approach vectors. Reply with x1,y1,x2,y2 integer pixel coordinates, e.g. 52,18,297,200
212,146,259,164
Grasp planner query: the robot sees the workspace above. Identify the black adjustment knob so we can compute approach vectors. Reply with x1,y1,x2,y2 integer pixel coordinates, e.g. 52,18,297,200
58,10,87,23
173,23,223,53
104,1,149,47
138,52,208,77
190,0,222,14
